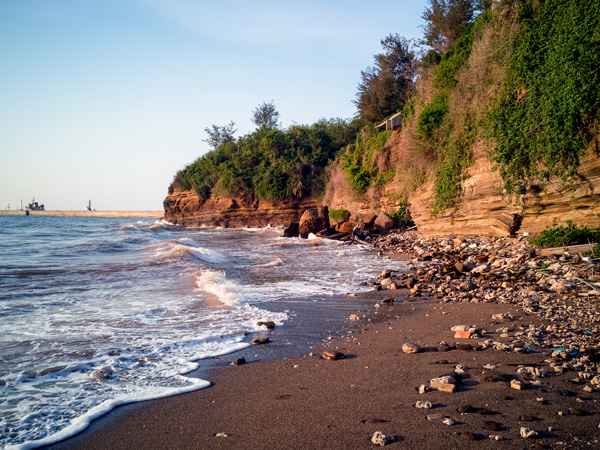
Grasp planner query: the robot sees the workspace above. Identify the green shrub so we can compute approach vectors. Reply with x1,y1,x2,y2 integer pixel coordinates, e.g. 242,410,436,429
329,208,350,222
417,94,449,138
529,220,600,248
389,201,414,226
342,127,391,192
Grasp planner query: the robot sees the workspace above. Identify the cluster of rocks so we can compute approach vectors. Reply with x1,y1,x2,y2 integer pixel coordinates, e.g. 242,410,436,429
371,231,600,379
283,207,402,241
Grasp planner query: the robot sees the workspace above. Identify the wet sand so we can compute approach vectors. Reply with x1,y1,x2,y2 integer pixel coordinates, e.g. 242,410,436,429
45,289,600,450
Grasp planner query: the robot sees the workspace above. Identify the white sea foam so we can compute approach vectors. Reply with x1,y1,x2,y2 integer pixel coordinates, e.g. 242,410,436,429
248,258,285,269
195,270,244,306
151,242,226,265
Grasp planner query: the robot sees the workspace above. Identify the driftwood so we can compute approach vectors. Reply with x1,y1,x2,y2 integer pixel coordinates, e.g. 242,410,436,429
537,243,597,257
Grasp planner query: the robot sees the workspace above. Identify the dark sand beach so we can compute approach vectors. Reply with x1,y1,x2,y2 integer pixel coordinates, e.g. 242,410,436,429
44,234,600,450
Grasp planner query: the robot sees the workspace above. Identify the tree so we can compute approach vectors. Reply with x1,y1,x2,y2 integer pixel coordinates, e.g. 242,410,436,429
251,101,281,130
203,121,237,150
355,34,416,124
421,0,480,53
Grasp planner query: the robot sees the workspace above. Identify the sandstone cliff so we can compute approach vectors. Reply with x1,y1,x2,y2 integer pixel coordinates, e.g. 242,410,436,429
322,134,600,237
163,189,317,228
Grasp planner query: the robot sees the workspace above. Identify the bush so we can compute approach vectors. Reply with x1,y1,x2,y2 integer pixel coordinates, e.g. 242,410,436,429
389,201,414,226
329,208,350,222
529,220,600,248
417,94,449,138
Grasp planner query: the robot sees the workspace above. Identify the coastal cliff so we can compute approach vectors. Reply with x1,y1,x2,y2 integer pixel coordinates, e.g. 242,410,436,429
163,188,316,228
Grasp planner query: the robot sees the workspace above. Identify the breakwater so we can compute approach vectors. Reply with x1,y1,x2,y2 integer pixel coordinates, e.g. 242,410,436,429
0,210,163,218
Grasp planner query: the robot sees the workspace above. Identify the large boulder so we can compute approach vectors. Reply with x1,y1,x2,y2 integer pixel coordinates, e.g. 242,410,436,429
283,222,299,238
371,212,395,235
299,206,330,238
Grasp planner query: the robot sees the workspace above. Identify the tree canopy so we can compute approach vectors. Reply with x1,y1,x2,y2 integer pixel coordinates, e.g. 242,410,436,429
354,34,416,124
421,0,481,53
252,100,281,130
203,121,237,150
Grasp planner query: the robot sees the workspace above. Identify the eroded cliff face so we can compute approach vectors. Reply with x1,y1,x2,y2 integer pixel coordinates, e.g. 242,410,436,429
163,189,317,228
322,132,600,237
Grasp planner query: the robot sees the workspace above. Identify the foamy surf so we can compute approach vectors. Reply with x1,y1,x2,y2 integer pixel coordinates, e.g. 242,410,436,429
0,215,408,450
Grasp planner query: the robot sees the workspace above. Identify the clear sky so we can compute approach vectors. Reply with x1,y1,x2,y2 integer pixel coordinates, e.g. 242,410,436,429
0,0,427,211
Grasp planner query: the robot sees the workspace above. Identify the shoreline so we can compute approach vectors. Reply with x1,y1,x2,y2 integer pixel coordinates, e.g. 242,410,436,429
44,233,600,449
0,210,163,218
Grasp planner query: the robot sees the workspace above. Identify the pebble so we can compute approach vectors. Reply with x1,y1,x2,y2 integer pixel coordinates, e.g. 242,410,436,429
251,337,270,345
402,342,421,354
415,401,432,409
442,417,456,426
484,421,501,431
322,351,344,361
371,431,394,447
457,404,473,413
520,427,538,438
231,358,245,366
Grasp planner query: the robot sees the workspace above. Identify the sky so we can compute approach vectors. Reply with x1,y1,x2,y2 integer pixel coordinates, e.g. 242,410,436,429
0,0,428,211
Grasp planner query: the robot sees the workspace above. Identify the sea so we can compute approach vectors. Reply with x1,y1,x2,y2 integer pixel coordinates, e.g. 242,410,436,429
0,215,408,449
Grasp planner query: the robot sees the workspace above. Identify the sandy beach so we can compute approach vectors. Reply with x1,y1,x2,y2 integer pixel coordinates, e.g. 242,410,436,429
44,234,600,450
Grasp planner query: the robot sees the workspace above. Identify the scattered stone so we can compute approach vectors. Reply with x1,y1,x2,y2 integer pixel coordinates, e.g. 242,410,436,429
252,337,270,345
322,351,344,361
442,417,456,426
231,358,245,366
349,314,360,320
427,413,442,421
371,431,394,447
415,400,433,409
520,427,538,438
402,343,421,354
484,421,501,431
215,432,228,438
569,408,585,416
454,330,473,339
282,222,299,238
437,345,451,352
488,435,504,441
257,321,276,329
460,431,477,441
418,384,428,394
89,367,113,380
456,343,472,351
511,379,525,390
457,404,473,413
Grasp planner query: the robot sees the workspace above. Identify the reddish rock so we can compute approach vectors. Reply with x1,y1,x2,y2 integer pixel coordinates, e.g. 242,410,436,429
298,206,330,238
322,351,344,361
372,212,395,235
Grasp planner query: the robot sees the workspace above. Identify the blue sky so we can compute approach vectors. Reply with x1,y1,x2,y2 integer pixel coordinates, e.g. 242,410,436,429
0,0,427,211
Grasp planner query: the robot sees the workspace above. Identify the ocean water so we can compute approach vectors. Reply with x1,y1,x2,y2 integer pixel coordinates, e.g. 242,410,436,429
0,216,407,449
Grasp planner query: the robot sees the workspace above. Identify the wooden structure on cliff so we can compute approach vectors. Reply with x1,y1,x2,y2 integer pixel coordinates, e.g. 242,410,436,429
376,112,402,131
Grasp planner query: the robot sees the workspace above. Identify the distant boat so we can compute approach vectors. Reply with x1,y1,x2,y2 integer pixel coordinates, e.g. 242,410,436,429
26,199,45,211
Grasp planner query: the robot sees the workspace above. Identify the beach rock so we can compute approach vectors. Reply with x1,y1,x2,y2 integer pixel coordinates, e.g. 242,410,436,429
372,212,395,235
442,417,456,426
349,314,360,320
371,431,394,446
510,379,525,390
299,206,330,238
427,413,442,421
283,222,299,238
257,321,276,329
90,367,113,380
457,404,473,413
251,337,270,345
454,330,473,339
39,365,66,377
484,421,501,431
460,431,477,441
322,351,344,361
430,375,456,385
415,400,432,409
402,343,421,354
231,358,245,366
336,221,355,235
520,427,538,438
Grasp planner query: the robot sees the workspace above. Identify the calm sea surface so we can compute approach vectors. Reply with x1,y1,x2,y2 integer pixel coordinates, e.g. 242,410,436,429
0,216,407,449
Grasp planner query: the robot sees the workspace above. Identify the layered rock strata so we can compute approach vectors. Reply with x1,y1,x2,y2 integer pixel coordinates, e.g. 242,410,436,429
164,188,317,228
